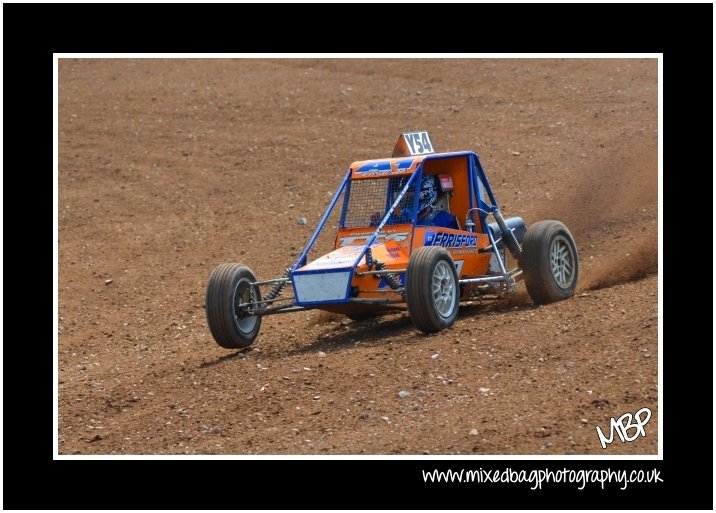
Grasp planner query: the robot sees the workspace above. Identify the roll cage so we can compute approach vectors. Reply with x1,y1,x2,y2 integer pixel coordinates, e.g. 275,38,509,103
292,151,501,273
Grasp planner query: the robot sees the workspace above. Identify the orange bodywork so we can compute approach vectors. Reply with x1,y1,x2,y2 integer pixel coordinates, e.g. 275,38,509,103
300,221,491,309
293,150,495,314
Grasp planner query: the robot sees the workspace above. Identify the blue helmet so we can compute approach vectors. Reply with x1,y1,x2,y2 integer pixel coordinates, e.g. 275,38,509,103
400,173,437,218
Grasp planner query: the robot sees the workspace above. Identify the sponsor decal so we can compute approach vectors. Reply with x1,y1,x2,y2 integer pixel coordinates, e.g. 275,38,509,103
338,232,409,247
386,246,401,258
393,158,414,172
424,231,477,248
355,158,415,177
356,161,392,176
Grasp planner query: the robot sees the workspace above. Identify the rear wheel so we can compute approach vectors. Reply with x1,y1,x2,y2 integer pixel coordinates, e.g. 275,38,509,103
205,263,262,348
405,247,459,333
520,220,579,304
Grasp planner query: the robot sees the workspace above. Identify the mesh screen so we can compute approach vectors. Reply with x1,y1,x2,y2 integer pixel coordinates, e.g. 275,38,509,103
342,177,415,228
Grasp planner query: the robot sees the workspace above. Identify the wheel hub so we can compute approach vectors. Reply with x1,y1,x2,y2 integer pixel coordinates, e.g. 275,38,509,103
432,261,456,318
550,235,575,289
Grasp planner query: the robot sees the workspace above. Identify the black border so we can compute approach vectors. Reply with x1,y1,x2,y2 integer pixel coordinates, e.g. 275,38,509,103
4,2,711,510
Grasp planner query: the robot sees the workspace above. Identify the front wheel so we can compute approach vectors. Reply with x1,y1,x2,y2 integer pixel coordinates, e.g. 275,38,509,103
520,220,579,304
405,247,459,333
205,263,262,349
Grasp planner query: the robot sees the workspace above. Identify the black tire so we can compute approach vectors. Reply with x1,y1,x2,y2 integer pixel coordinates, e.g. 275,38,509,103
405,247,459,333
205,263,262,349
520,220,579,304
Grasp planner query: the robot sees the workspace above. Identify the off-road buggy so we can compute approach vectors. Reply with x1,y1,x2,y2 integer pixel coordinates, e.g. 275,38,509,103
206,132,578,348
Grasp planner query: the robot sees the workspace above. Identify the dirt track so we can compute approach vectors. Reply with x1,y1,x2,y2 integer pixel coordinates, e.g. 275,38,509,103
58,58,658,455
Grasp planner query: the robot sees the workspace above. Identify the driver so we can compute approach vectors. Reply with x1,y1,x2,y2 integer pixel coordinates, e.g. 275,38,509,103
400,174,459,229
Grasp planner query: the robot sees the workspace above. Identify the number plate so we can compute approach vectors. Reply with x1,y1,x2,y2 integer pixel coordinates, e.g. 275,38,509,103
402,131,435,156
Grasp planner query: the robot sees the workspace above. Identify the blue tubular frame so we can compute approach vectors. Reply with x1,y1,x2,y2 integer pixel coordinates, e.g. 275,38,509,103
467,153,498,232
292,168,352,272
338,174,352,229
467,155,476,221
289,168,418,307
473,154,499,210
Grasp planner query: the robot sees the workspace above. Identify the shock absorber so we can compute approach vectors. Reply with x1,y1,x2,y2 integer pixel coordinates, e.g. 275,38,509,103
374,260,403,290
264,268,291,301
493,208,522,259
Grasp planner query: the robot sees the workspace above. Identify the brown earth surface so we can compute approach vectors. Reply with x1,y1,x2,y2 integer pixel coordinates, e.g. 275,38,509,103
58,58,658,455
